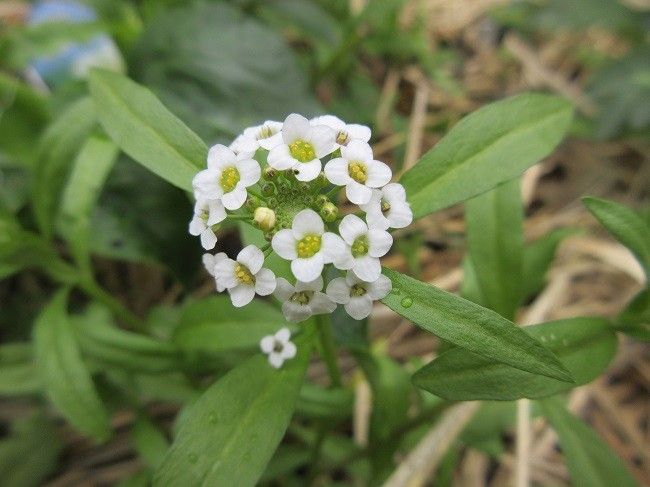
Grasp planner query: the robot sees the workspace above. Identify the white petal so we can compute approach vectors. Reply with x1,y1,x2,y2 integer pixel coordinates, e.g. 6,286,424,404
200,229,218,250
365,160,392,187
229,284,256,307
352,256,381,282
276,327,291,343
207,200,226,225
359,189,381,213
333,247,354,270
237,245,264,274
367,273,392,300
341,140,372,162
346,124,371,142
345,270,363,286
214,258,237,288
365,209,390,231
321,232,347,264
291,254,324,282
192,169,221,199
274,277,295,302
236,158,261,186
260,335,275,353
207,144,236,169
272,230,298,260
346,181,372,205
294,159,322,182
255,268,276,296
296,276,324,292
292,209,324,239
387,203,413,229
309,125,336,158
310,115,345,131
202,254,216,275
268,145,296,170
338,214,367,244
268,353,284,368
282,301,311,323
221,187,247,210
345,295,373,320
282,113,310,144
326,278,351,304
309,292,337,314
189,217,205,236
382,183,407,202
281,341,297,359
324,158,351,186
259,132,283,151
367,229,392,257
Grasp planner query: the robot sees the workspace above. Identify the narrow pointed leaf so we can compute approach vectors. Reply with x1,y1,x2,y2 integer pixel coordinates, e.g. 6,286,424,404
381,268,572,381
0,343,41,396
401,93,573,218
89,70,207,191
154,325,315,487
413,318,616,400
539,396,637,487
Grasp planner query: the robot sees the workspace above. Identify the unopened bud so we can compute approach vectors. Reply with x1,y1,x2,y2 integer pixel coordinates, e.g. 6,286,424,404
263,167,277,180
316,195,330,208
320,202,338,223
245,195,261,211
254,207,276,231
261,183,275,196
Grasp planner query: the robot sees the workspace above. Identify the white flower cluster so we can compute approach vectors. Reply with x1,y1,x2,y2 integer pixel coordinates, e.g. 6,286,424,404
191,113,413,349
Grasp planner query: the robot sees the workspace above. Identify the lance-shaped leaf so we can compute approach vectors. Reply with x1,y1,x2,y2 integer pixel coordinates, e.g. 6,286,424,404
413,318,616,400
154,325,315,486
401,93,573,218
381,268,572,382
0,343,41,396
89,70,207,191
33,290,111,441
539,396,637,487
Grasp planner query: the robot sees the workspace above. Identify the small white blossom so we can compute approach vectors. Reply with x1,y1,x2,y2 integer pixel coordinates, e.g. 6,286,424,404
230,121,283,156
326,271,391,320
268,114,336,182
260,327,297,368
335,215,392,281
214,245,277,307
274,276,336,323
272,209,346,282
324,140,391,205
310,115,370,148
360,183,413,230
202,252,228,292
193,144,261,210
189,199,226,250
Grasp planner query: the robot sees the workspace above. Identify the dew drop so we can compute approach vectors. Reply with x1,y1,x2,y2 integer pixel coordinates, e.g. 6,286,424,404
188,453,198,464
400,297,413,308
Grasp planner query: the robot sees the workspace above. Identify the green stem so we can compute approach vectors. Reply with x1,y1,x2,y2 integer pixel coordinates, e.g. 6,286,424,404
227,213,252,221
315,315,343,388
79,279,146,331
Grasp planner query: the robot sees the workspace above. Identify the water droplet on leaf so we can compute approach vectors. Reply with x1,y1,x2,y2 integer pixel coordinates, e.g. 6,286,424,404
400,297,413,308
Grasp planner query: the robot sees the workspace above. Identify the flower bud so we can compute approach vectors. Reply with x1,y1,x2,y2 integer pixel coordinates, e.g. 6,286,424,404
316,194,330,208
245,195,261,211
320,202,338,223
261,183,275,196
263,167,277,180
254,207,276,232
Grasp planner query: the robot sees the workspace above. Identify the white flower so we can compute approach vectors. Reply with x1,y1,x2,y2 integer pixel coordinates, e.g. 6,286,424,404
326,271,391,320
274,276,336,322
271,209,346,282
324,140,391,205
335,214,393,281
202,252,228,292
192,144,261,210
189,199,226,250
214,245,277,307
260,327,297,368
267,114,336,182
230,121,283,156
310,115,370,148
360,183,413,230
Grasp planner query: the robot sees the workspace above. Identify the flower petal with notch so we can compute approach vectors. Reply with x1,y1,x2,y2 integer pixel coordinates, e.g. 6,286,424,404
335,214,392,281
326,271,391,320
310,115,370,148
230,120,284,157
274,276,336,322
202,252,228,292
360,183,413,230
189,199,226,250
214,245,276,307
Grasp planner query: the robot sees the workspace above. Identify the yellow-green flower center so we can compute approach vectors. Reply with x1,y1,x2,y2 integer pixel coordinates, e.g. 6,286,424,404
348,161,367,184
290,290,313,305
220,166,240,193
336,130,349,146
258,125,276,140
351,283,367,296
296,233,322,258
235,263,255,285
380,198,391,213
351,235,369,258
289,139,316,163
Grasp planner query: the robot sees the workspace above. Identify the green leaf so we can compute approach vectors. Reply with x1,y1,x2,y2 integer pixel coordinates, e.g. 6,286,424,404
539,396,637,487
89,70,207,191
400,93,573,218
58,135,118,273
31,97,96,238
413,318,616,400
0,343,41,396
173,296,287,353
73,304,182,373
466,178,524,320
133,414,169,469
617,289,650,342
296,382,354,420
33,290,111,441
154,325,315,487
583,196,650,277
381,268,572,382
0,414,63,487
